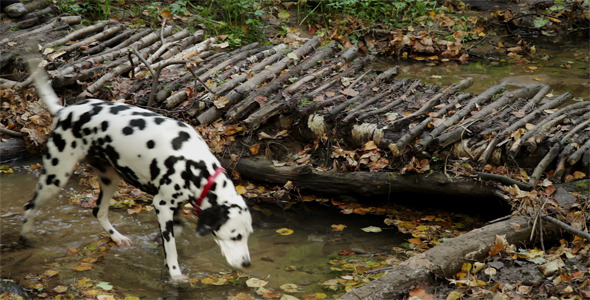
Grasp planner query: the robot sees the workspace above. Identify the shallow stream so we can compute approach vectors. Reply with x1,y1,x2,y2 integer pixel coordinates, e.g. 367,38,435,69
0,160,405,299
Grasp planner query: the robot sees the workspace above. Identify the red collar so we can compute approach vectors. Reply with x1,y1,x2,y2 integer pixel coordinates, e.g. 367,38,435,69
191,167,226,216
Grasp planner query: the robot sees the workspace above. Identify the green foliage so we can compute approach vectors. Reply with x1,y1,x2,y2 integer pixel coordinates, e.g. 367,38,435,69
186,0,266,47
57,0,114,20
319,0,444,29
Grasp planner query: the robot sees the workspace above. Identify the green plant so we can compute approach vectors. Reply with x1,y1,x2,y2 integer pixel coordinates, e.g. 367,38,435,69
57,0,114,20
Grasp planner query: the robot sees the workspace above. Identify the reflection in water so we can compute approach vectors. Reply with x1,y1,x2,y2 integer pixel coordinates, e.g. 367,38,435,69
0,165,405,298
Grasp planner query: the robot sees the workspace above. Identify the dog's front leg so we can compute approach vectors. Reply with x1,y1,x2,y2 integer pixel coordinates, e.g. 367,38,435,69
154,197,187,283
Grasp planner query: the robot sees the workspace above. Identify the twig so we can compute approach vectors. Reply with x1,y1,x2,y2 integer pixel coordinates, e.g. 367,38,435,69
476,172,532,191
0,127,24,137
542,215,590,241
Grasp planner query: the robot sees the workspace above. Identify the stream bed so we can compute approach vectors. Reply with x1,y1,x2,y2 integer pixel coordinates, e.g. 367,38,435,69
1,160,406,299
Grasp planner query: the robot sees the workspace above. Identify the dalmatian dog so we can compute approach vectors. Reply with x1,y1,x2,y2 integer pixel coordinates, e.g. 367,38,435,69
21,65,253,282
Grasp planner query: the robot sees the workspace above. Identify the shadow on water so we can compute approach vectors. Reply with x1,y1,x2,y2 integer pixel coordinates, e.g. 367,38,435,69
1,162,408,298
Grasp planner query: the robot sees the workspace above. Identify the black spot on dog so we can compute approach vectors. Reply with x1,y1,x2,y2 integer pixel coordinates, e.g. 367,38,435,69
231,234,242,241
129,119,146,130
83,128,92,135
174,184,180,191
57,112,73,130
109,229,114,234
51,158,59,166
110,105,131,114
147,140,155,149
122,127,133,135
71,140,77,148
51,132,66,152
162,220,175,242
177,121,188,128
72,106,103,138
179,159,209,190
132,111,159,117
223,180,228,188
93,207,99,217
46,174,56,186
101,121,109,131
150,159,160,180
196,205,229,236
100,176,112,185
24,198,35,210
171,131,191,150
105,135,112,143
160,156,184,186
154,117,165,125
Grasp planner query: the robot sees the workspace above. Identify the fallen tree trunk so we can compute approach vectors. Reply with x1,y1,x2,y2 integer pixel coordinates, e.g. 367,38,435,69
220,156,498,199
337,216,560,300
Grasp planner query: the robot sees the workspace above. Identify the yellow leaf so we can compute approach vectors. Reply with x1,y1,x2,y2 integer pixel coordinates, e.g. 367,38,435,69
44,270,60,277
236,185,247,195
72,263,93,271
331,224,346,231
363,140,378,151
572,171,586,179
53,285,68,293
249,144,260,155
446,290,464,300
214,96,229,109
302,293,327,299
276,228,294,236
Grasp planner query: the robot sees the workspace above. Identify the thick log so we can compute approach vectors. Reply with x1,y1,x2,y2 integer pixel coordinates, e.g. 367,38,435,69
220,157,498,198
338,216,560,300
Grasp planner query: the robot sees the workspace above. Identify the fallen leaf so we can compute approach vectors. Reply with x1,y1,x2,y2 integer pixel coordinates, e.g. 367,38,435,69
361,226,382,233
236,185,247,194
72,263,94,271
280,283,299,293
96,281,113,291
340,88,359,97
331,224,346,231
246,277,268,288
276,228,294,236
409,288,434,300
43,270,59,277
53,285,68,293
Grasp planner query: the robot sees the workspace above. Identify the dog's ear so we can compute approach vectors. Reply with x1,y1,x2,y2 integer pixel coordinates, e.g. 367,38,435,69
196,205,229,237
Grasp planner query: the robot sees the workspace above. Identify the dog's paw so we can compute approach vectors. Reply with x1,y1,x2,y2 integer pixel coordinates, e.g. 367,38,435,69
111,235,132,246
169,274,189,285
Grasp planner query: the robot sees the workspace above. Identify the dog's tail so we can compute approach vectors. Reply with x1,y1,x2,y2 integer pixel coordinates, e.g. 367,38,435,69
27,60,63,116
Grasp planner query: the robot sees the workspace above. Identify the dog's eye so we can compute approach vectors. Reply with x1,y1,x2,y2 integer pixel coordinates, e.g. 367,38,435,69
231,234,242,241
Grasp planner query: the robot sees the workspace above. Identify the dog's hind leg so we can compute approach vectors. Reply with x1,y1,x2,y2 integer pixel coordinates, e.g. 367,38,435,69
22,144,80,236
92,166,132,246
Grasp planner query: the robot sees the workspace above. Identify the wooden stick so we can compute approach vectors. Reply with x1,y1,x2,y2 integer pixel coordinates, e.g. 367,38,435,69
542,215,590,241
416,81,507,152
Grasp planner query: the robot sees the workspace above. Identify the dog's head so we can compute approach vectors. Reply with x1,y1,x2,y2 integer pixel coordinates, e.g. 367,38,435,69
196,200,253,269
